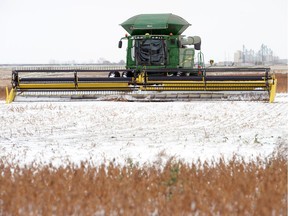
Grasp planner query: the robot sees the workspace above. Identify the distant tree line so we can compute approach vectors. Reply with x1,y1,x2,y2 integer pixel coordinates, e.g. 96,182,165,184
49,58,125,65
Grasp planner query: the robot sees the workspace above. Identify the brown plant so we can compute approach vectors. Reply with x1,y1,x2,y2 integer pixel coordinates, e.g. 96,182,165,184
0,156,287,215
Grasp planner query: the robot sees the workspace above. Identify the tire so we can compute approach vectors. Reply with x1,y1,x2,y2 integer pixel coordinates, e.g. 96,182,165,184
108,71,120,78
177,71,186,76
122,71,133,78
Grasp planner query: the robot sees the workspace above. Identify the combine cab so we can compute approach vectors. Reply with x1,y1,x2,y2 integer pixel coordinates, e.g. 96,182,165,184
6,14,277,103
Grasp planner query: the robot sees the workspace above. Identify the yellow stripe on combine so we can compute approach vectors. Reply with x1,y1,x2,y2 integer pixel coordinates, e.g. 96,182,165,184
6,87,16,104
78,83,129,88
269,78,277,103
19,83,76,89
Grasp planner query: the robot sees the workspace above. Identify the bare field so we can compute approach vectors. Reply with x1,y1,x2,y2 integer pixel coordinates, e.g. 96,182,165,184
276,73,288,93
0,69,11,99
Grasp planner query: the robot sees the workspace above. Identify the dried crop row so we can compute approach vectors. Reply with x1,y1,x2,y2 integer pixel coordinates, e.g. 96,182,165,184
275,73,287,93
0,156,287,215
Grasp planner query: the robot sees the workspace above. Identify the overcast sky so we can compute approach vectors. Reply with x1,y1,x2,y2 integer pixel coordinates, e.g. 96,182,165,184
0,0,287,64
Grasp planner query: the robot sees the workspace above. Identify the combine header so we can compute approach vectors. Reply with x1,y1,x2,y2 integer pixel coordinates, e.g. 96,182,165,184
6,14,277,103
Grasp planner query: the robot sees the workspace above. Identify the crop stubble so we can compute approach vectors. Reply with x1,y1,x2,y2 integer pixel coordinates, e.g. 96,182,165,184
0,156,287,215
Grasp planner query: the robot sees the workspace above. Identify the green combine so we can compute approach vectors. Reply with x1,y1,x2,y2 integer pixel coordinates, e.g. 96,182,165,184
118,13,201,74
6,13,277,103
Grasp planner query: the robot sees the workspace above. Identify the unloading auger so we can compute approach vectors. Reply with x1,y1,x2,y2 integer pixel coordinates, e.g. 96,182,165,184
6,13,277,103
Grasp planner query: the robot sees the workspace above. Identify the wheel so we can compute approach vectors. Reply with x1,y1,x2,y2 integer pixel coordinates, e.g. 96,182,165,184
108,71,120,78
177,71,186,76
167,72,177,76
122,71,133,78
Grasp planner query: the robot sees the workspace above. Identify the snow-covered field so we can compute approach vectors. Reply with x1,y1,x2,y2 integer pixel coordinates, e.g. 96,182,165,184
0,94,287,167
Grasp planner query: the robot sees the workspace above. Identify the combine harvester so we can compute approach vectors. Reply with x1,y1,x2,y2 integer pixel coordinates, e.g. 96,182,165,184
6,14,277,103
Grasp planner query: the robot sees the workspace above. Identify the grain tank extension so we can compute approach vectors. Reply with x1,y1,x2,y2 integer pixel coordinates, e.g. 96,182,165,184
6,13,277,103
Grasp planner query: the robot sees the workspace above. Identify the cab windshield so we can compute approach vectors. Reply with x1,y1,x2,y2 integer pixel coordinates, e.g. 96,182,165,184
135,39,167,66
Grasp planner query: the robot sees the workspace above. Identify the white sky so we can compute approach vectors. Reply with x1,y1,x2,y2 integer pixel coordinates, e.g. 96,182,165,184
0,0,287,64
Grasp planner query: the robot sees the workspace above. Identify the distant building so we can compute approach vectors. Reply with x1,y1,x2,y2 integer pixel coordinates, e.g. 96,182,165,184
234,44,284,65
234,50,242,64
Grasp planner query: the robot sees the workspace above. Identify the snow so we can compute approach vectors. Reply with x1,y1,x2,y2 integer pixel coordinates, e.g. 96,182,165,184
0,94,287,167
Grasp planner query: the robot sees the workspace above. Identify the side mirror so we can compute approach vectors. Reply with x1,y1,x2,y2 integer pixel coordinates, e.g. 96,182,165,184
118,40,122,48
194,42,201,51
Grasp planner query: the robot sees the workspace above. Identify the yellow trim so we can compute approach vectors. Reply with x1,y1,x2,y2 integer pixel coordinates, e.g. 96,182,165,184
148,80,267,84
136,71,146,83
6,87,16,104
5,86,9,102
19,83,75,89
145,86,265,91
77,83,129,88
157,83,267,87
269,78,277,103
